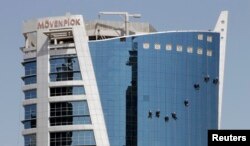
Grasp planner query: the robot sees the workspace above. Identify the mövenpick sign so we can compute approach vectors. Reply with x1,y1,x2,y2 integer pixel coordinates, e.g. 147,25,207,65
37,18,81,29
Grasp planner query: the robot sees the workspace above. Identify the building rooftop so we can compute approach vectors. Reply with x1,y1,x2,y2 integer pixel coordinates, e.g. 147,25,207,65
85,20,157,40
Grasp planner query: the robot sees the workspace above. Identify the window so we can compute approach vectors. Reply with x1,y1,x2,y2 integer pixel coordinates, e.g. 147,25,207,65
50,55,82,82
24,89,37,99
23,61,36,76
197,47,203,55
154,43,161,50
50,72,82,82
207,49,213,56
143,43,149,49
50,131,96,146
50,86,85,97
176,45,183,52
23,60,37,85
166,44,172,51
50,101,91,126
207,36,213,42
23,76,36,85
24,134,36,146
198,34,203,40
23,104,36,129
187,47,193,53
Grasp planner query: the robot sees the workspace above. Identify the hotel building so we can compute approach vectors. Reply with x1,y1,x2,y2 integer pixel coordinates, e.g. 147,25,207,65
21,11,228,146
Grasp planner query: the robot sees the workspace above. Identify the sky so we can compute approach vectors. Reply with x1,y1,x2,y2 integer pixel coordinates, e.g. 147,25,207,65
0,0,249,145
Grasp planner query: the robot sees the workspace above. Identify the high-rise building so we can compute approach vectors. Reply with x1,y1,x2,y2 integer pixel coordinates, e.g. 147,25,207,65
21,11,228,146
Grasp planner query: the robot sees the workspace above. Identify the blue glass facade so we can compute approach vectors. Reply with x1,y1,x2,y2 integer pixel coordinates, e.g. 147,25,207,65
90,39,132,146
89,32,220,146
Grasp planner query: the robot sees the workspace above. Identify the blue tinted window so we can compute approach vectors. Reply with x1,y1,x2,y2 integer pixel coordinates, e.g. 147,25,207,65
24,134,36,146
23,60,37,85
23,76,36,85
50,56,80,73
50,101,91,126
24,89,37,99
23,104,36,129
50,55,82,82
50,72,82,81
23,61,36,76
50,130,96,146
50,86,85,97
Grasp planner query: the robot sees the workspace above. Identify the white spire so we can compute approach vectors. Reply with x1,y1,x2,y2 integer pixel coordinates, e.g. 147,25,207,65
214,11,228,129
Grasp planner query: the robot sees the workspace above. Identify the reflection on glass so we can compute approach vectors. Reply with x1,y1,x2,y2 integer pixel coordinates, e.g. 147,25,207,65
50,55,82,82
23,60,37,85
24,134,36,146
23,104,36,129
24,61,36,76
126,42,138,146
24,89,37,99
50,86,85,97
50,101,91,126
50,131,96,146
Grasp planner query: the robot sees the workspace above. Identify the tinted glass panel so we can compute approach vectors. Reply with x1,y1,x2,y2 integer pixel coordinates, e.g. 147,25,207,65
50,57,80,72
50,72,82,81
24,134,36,146
23,76,36,85
24,61,36,76
24,89,37,99
50,101,91,126
23,104,36,129
50,131,96,146
50,86,85,97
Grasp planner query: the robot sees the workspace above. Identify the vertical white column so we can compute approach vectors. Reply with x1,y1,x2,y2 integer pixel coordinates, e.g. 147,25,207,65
36,31,49,146
214,11,229,129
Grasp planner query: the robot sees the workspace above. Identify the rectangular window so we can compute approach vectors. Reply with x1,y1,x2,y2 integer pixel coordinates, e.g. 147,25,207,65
50,55,82,82
50,72,82,82
187,47,193,53
24,89,37,99
23,104,36,129
198,34,203,40
23,61,36,76
23,60,37,85
207,49,213,56
50,101,91,126
50,131,96,146
24,134,36,146
50,86,85,97
207,36,213,42
197,47,203,55
154,43,161,50
143,43,150,49
166,44,172,51
23,76,36,85
176,45,183,52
